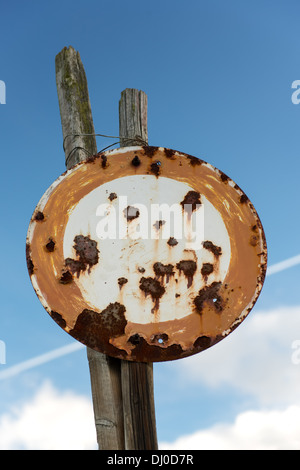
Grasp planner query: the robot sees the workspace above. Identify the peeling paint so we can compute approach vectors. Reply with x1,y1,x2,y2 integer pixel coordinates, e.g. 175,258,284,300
45,238,55,252
131,155,141,167
124,205,140,221
26,146,267,362
176,260,197,288
194,281,223,313
139,276,166,302
26,243,34,276
34,211,45,222
167,237,178,246
180,191,201,212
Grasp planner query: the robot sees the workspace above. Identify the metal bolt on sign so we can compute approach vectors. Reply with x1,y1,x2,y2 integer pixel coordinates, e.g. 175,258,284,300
26,146,267,363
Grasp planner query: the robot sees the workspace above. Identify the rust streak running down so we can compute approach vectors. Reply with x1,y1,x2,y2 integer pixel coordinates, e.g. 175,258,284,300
194,282,223,314
139,276,166,301
26,146,267,363
176,260,197,288
180,191,201,212
124,206,140,221
65,235,99,277
153,262,175,283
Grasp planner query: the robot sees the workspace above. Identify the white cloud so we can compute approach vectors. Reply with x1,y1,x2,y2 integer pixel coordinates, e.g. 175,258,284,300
171,305,300,407
0,381,97,450
2,305,300,450
2,379,299,451
160,405,300,450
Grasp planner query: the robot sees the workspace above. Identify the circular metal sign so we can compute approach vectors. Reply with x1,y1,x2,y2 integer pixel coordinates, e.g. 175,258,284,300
26,146,267,362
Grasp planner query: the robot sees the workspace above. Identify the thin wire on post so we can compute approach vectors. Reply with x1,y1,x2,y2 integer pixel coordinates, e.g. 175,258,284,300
63,132,148,165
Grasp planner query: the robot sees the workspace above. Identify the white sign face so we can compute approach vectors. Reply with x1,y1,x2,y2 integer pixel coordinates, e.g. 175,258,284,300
26,146,267,362
64,175,231,325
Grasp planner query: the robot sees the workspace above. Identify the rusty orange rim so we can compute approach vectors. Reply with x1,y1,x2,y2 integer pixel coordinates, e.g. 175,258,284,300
26,146,267,362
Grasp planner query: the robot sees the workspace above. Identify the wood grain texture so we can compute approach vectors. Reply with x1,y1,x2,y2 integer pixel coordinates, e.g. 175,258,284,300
119,88,158,451
55,45,125,450
55,46,97,167
119,88,148,147
87,349,124,450
121,361,158,450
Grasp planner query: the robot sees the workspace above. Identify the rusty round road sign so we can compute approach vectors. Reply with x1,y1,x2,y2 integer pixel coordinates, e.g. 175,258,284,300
26,146,267,362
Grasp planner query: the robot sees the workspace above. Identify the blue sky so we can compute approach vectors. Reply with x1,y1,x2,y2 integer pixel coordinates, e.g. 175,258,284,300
1,0,300,449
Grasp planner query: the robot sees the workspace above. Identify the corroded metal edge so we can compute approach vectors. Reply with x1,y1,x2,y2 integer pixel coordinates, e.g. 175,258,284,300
26,146,267,362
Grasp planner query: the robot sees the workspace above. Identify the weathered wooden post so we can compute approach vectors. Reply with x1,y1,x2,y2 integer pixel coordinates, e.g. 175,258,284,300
26,45,267,455
55,46,125,450
119,89,158,450
55,47,157,450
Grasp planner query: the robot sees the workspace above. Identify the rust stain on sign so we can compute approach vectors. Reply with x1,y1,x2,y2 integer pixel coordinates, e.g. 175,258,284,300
26,146,267,362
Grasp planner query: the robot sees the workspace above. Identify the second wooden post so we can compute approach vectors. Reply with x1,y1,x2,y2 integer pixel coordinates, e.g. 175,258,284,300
119,88,158,451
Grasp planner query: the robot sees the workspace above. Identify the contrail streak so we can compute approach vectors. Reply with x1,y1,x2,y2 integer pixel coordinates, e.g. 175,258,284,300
0,254,299,380
0,342,84,381
266,254,300,277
